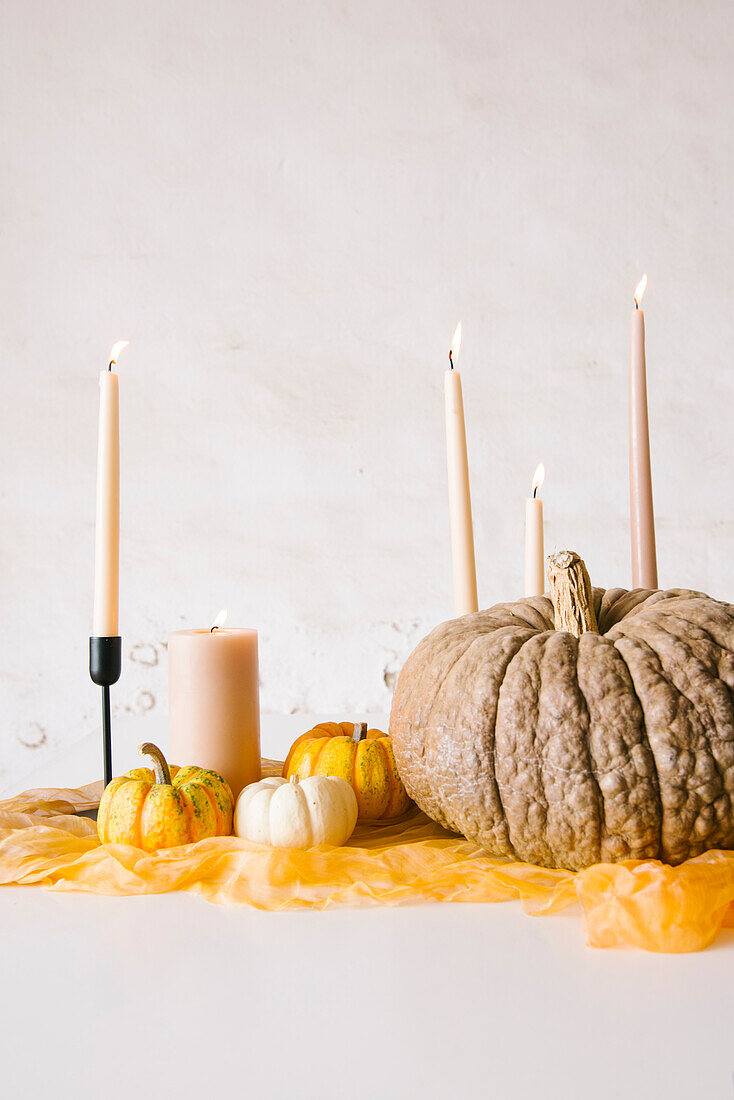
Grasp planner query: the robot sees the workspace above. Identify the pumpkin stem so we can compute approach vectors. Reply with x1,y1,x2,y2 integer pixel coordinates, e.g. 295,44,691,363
547,551,598,637
139,742,172,786
289,774,300,785
353,722,368,743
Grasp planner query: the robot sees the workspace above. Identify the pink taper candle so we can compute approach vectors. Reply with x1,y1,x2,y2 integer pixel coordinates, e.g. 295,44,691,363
524,463,545,597
445,322,478,616
629,275,658,589
92,341,127,636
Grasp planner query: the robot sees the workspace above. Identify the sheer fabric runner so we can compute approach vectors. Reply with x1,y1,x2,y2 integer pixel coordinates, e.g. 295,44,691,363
1,760,732,952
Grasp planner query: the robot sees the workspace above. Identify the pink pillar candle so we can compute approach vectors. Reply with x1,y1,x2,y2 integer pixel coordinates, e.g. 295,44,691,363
629,275,658,590
168,620,261,796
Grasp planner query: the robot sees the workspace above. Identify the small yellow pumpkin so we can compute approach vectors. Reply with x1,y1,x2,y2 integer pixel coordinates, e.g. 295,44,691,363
283,721,412,821
97,742,234,852
234,774,358,848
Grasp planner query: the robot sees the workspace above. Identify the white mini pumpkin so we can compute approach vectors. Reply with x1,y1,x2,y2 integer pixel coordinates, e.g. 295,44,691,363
234,774,358,849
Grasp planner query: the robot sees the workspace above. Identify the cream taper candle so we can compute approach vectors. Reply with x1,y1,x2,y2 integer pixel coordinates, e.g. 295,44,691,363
524,463,545,597
92,341,127,637
168,610,261,796
629,275,658,589
445,322,478,616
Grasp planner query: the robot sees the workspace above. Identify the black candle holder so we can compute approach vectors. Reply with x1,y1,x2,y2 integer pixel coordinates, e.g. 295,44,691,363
89,636,122,787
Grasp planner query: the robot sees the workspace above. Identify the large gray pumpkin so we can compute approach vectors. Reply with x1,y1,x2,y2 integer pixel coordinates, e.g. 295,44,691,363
389,555,734,870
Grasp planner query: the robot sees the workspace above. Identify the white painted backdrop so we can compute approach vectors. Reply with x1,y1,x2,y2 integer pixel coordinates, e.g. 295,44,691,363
1,0,733,788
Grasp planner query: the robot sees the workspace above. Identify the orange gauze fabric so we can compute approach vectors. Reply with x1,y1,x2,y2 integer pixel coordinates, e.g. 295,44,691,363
1,763,733,952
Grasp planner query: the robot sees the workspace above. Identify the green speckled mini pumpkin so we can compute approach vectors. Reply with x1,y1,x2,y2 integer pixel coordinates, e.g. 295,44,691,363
97,742,234,851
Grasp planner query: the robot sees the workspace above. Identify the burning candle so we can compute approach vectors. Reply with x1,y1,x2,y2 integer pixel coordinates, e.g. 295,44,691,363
92,341,127,637
168,610,261,796
525,463,545,597
445,322,478,616
629,275,658,589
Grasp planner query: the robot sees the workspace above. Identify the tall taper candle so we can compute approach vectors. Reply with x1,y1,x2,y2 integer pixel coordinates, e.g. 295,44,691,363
92,341,127,636
629,276,658,589
445,322,478,616
524,463,545,597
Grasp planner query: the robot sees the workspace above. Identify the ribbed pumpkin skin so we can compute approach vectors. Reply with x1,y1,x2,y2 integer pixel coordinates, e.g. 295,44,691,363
97,764,234,851
283,721,412,820
389,587,734,870
235,775,358,848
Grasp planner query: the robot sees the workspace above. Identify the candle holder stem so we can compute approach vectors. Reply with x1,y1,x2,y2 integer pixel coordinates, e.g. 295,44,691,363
101,685,112,787
90,637,122,788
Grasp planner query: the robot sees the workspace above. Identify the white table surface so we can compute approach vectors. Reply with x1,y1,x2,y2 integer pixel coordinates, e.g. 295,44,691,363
1,715,732,1100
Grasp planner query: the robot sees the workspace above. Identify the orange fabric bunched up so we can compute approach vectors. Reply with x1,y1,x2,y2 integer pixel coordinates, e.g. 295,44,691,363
1,763,733,953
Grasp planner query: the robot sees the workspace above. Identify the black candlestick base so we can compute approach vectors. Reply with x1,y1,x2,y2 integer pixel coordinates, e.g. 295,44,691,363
90,637,122,787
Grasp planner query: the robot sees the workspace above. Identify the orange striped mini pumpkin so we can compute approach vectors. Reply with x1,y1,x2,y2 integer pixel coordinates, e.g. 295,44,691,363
283,722,412,821
97,742,234,851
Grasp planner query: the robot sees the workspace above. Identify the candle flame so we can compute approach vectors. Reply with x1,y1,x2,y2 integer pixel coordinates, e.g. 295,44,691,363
449,322,462,366
634,274,647,309
210,609,228,632
108,341,129,367
531,462,545,497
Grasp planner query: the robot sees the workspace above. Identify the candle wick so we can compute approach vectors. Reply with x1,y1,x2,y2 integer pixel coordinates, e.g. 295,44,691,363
448,350,454,370
108,361,114,370
533,486,538,499
634,299,639,311
210,625,219,632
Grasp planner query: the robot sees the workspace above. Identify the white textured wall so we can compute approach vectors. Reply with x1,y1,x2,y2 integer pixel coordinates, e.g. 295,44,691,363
1,0,733,787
